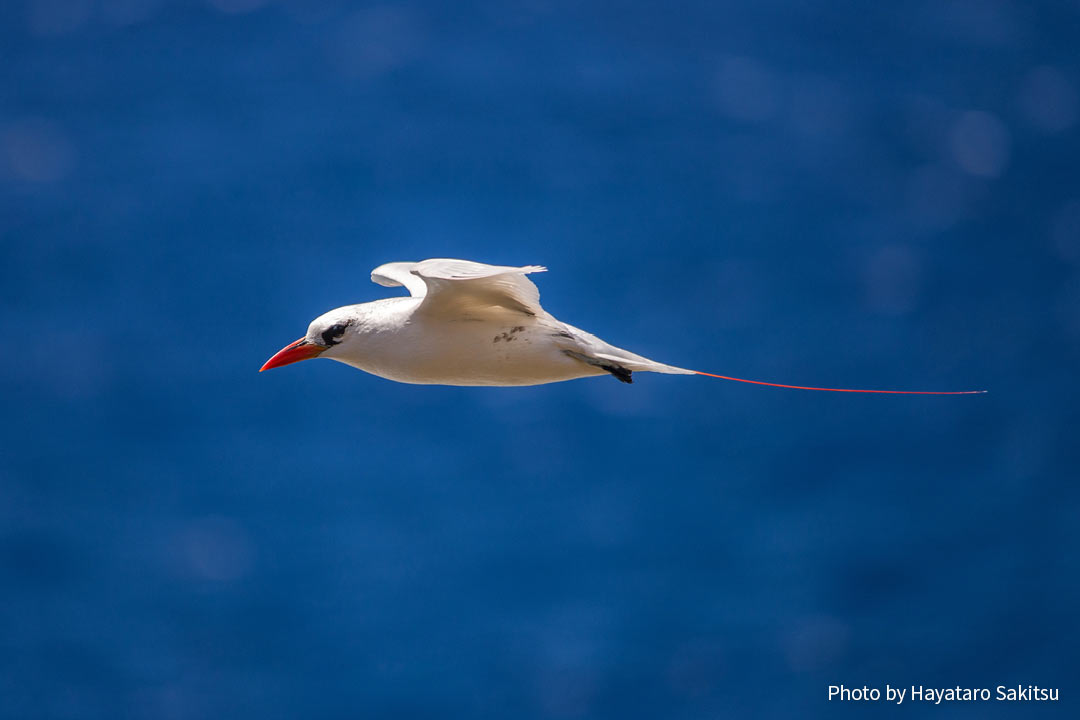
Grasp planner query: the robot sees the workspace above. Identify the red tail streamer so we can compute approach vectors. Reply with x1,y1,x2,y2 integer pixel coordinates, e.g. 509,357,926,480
693,371,986,395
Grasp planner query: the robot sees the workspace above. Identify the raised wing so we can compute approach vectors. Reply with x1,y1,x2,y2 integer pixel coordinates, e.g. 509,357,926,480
370,261,429,297
372,258,548,319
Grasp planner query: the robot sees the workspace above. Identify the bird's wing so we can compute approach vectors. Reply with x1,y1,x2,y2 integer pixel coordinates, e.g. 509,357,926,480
370,261,430,297
374,259,548,319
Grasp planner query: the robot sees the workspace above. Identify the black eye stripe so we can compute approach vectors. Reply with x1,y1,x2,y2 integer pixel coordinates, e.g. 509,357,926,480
321,323,348,346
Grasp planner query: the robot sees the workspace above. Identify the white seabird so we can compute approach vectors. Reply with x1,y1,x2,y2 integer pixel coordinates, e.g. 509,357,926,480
260,258,983,394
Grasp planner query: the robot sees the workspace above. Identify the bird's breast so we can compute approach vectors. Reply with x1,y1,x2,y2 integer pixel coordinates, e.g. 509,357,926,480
334,319,599,386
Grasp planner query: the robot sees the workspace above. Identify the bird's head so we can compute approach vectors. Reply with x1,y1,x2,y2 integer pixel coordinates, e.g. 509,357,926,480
259,307,358,372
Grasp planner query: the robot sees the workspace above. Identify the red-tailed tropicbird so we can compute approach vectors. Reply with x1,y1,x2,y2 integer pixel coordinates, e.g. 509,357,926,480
260,259,983,394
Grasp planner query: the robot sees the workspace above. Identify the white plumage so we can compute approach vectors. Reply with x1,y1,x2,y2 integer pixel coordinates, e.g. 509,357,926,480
261,258,691,386
261,258,984,395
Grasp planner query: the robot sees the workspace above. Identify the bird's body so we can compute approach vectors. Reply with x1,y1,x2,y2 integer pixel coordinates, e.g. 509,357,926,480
261,259,691,386
260,258,983,395
317,297,689,386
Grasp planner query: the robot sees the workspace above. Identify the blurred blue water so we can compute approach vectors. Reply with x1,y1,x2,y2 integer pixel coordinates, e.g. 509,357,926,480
2,1,1078,718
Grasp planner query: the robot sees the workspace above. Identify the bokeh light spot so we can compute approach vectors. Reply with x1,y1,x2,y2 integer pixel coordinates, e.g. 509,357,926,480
1018,65,1079,133
949,110,1010,178
715,57,781,124
2,119,74,183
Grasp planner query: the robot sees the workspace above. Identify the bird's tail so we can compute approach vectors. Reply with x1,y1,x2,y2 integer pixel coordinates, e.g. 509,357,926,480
562,323,984,394
689,369,985,394
587,352,696,376
592,351,985,394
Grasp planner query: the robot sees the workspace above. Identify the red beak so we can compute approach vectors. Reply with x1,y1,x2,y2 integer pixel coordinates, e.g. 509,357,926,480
260,337,325,372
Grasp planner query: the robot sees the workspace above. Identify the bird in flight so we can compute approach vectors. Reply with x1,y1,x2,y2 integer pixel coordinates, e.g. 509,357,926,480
260,259,983,394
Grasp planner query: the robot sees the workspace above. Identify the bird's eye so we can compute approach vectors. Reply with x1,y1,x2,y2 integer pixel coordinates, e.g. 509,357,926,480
321,323,348,346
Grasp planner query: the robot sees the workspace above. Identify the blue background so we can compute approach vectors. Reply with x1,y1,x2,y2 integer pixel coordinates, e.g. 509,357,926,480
2,1,1078,718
